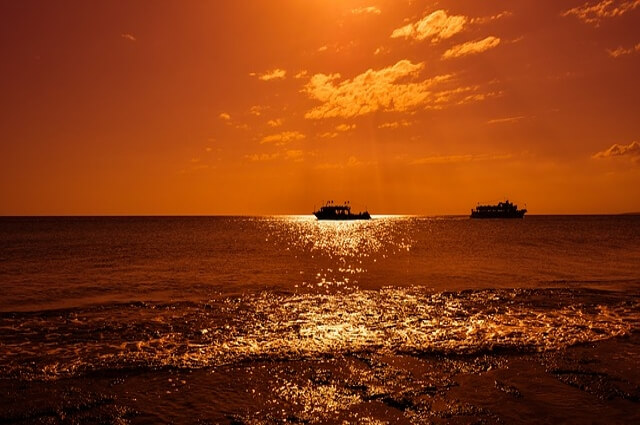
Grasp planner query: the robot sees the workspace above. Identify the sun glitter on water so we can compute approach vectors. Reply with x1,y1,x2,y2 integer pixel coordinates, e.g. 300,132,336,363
262,215,415,289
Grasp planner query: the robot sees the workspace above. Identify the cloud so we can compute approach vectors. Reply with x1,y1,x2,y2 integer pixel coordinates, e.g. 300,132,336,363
249,106,263,116
267,118,283,127
254,68,287,81
428,84,502,109
317,124,356,138
294,70,309,79
487,115,525,124
219,112,231,121
378,120,413,129
352,6,381,15
336,123,356,132
391,10,467,43
303,60,453,119
285,150,305,161
593,141,640,162
373,46,389,56
246,149,306,162
411,153,512,165
442,36,501,59
471,11,513,24
260,131,306,145
315,156,374,169
608,43,640,57
121,33,136,42
246,152,280,162
562,0,640,25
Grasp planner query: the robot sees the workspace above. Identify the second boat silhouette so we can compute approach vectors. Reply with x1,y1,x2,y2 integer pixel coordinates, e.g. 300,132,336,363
471,200,527,218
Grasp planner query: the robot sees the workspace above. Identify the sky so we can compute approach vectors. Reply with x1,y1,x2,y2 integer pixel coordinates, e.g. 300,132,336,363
1,0,639,215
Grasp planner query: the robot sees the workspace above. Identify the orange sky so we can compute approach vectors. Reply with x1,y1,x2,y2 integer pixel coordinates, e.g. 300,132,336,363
1,0,639,215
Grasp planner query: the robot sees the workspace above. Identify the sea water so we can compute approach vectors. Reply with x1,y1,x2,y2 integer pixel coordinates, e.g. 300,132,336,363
1,216,639,424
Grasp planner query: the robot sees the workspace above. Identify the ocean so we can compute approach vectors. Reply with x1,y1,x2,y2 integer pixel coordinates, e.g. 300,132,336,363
1,216,639,424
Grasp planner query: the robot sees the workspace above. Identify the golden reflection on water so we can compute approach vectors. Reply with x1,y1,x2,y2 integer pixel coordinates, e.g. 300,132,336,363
268,215,414,259
1,288,636,381
265,216,415,289
114,290,631,377
275,381,361,421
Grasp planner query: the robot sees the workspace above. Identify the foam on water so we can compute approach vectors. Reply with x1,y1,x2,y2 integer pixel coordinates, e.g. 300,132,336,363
0,287,636,381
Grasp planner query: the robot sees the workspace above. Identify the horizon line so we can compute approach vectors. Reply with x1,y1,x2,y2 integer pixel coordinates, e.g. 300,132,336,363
2,213,640,218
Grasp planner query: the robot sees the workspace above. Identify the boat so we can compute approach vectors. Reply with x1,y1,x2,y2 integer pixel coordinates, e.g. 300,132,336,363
313,201,371,220
470,200,527,219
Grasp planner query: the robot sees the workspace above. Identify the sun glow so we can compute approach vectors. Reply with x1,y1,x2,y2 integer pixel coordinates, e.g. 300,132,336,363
1,1,639,214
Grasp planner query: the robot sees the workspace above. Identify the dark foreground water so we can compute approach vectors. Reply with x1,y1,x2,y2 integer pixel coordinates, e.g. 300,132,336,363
1,216,639,424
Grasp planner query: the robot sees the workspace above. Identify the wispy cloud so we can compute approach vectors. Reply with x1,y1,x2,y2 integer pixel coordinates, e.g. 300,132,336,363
219,112,231,121
246,149,306,162
593,141,640,162
246,152,280,162
249,106,264,116
378,120,413,129
315,156,374,170
317,124,356,138
411,153,512,165
562,0,640,25
608,43,640,57
487,116,525,125
284,149,304,161
336,123,356,132
373,46,389,56
252,68,287,81
267,119,283,128
391,10,467,43
352,6,381,15
429,84,502,109
304,60,451,119
471,11,513,24
260,131,306,145
442,36,501,59
121,33,136,42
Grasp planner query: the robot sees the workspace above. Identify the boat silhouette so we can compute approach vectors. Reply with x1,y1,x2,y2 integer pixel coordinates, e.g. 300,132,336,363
471,200,527,219
313,201,371,220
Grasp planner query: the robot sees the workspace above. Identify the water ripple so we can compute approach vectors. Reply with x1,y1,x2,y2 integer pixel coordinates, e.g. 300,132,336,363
0,288,636,380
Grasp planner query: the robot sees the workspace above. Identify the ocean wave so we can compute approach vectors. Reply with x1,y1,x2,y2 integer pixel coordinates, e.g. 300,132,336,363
0,287,637,381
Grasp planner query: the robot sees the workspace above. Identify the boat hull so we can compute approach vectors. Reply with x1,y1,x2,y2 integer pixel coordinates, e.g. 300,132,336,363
470,210,526,219
314,212,371,220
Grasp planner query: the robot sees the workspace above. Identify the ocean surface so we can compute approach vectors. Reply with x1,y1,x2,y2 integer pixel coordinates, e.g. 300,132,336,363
1,215,639,424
